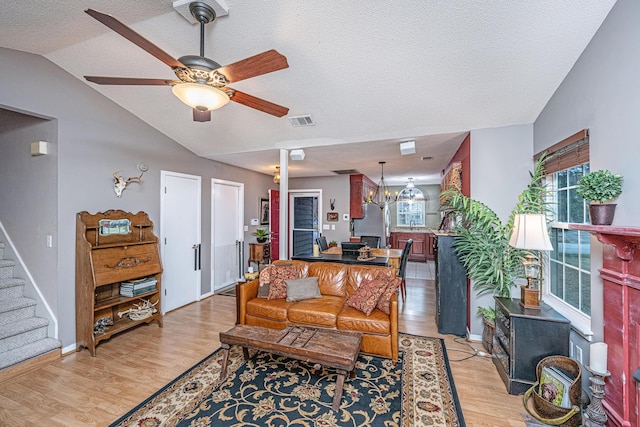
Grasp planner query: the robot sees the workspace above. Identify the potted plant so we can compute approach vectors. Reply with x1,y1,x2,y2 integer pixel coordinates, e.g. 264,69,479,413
441,155,549,353
252,228,270,243
577,169,623,225
329,240,338,248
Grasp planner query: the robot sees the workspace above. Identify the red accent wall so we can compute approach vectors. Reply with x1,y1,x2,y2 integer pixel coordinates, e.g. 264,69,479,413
446,132,471,197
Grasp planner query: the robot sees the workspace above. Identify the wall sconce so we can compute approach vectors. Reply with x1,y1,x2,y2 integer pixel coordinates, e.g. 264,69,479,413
30,141,48,156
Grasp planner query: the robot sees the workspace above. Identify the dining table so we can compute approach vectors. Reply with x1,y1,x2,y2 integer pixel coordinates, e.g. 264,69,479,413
291,252,389,266
320,246,403,274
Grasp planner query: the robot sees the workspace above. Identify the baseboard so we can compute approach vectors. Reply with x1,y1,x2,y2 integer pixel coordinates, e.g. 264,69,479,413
468,332,482,342
0,348,60,384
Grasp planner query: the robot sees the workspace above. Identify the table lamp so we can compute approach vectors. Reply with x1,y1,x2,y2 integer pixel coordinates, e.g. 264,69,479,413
509,214,554,309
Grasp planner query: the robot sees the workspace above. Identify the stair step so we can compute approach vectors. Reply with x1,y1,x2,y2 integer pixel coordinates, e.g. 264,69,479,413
0,278,26,300
0,317,49,353
0,297,36,326
0,337,61,370
0,259,15,280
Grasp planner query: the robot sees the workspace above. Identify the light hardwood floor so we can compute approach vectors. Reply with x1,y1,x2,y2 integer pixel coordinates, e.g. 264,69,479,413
0,264,526,426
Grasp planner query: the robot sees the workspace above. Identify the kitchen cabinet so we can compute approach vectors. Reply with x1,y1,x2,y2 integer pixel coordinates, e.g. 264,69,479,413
493,297,570,395
389,231,434,262
349,174,378,219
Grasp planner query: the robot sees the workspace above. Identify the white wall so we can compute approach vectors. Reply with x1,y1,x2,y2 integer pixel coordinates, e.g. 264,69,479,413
468,124,534,337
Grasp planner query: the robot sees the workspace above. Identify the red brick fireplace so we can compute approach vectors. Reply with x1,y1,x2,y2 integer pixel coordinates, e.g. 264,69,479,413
572,225,640,427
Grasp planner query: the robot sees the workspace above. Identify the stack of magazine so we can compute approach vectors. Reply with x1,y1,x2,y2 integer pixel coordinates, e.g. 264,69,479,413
120,277,157,297
538,365,574,408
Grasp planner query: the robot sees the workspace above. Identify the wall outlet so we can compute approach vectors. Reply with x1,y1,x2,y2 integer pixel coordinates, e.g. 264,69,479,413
576,346,583,364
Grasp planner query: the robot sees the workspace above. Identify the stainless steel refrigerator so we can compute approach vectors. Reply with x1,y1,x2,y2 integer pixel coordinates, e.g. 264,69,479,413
352,203,388,245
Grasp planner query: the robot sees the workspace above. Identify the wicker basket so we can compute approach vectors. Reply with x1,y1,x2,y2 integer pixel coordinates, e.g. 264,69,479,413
482,318,494,354
523,355,582,426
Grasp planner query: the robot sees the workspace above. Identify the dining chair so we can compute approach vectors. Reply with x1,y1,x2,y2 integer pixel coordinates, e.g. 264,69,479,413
360,235,381,249
398,239,413,302
316,236,329,252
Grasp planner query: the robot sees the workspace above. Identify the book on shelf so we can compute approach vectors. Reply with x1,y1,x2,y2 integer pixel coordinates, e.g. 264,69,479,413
538,366,573,408
120,286,156,297
121,277,157,290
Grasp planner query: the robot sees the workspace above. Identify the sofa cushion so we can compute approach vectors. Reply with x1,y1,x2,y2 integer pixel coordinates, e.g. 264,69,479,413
274,260,309,277
307,262,349,297
268,265,302,300
375,273,402,315
246,297,295,321
285,277,322,302
344,276,389,316
337,306,391,335
287,295,344,327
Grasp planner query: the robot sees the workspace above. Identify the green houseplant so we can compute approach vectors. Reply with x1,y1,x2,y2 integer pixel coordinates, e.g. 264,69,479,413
577,169,623,225
329,240,338,248
252,228,270,243
441,155,549,352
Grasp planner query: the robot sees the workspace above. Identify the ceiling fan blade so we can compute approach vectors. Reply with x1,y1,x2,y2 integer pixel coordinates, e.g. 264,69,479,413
84,76,178,86
229,89,289,117
85,9,185,69
193,109,211,122
217,50,289,83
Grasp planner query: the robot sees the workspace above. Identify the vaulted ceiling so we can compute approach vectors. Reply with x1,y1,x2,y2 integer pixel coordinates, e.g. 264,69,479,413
0,1,617,184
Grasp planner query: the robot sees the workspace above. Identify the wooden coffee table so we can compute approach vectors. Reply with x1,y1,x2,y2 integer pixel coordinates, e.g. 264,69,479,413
219,324,363,411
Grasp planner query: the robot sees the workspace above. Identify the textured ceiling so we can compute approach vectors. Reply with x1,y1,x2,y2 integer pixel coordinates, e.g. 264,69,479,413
0,1,617,184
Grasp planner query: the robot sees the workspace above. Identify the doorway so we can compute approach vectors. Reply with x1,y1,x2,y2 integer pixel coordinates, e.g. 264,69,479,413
289,191,322,257
212,179,244,292
160,171,201,314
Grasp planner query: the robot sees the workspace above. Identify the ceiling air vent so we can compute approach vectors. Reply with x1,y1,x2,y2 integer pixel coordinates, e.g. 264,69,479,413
331,169,360,175
288,115,316,127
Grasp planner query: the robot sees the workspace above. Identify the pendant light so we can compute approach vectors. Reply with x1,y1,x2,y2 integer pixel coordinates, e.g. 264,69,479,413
367,161,397,209
397,178,426,204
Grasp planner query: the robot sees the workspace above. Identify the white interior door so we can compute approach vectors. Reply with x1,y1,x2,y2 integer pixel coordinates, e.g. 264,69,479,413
161,171,201,313
212,179,244,292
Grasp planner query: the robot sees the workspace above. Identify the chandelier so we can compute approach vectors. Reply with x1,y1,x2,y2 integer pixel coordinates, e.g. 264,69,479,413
397,178,426,204
367,161,397,209
273,166,281,184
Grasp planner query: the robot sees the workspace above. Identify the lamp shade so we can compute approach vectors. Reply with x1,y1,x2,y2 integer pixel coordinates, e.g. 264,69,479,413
509,214,554,251
171,83,229,111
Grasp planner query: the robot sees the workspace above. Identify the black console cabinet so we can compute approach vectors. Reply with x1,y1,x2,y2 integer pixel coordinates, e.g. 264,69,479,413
434,234,467,336
493,297,570,395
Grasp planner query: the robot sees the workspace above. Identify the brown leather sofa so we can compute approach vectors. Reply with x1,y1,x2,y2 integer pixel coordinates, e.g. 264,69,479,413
236,260,399,363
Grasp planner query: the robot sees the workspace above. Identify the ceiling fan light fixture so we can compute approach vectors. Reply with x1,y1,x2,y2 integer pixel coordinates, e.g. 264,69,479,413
172,83,229,111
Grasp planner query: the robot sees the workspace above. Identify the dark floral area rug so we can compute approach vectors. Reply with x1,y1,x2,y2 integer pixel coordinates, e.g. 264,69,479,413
110,333,465,427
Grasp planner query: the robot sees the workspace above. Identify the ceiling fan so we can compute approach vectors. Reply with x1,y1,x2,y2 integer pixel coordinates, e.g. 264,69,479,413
84,2,289,122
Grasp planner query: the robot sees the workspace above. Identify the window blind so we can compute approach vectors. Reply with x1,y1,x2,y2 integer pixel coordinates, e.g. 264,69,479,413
534,129,589,174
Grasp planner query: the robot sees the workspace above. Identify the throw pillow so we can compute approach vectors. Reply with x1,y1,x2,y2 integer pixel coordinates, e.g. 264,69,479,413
345,276,389,316
285,277,322,302
376,272,402,314
267,265,302,300
257,265,273,298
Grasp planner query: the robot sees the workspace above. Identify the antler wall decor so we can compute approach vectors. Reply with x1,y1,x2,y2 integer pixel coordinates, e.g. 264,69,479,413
330,199,336,210
113,170,144,197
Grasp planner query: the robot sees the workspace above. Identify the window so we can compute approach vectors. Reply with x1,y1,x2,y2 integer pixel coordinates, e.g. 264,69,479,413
396,200,425,227
546,163,592,331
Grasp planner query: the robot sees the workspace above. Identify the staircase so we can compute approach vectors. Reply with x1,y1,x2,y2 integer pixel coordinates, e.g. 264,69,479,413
0,242,61,375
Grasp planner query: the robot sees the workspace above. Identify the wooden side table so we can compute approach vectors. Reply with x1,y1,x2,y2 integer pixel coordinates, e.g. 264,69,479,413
248,242,270,271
